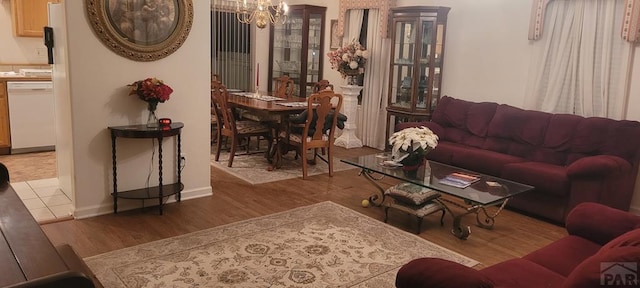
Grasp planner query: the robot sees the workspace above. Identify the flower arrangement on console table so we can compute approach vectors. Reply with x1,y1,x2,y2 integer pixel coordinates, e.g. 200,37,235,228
389,126,439,178
327,40,369,85
128,77,173,128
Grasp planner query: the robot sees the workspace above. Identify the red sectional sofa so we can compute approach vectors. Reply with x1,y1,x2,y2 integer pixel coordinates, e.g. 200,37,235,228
396,96,640,224
395,202,640,288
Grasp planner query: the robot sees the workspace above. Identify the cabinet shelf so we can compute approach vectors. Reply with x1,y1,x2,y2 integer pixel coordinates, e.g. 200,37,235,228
110,183,184,200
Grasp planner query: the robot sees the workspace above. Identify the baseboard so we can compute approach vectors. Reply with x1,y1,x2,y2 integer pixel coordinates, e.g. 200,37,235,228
72,186,213,219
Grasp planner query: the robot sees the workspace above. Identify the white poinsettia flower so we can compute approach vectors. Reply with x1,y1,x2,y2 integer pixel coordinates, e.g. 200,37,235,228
355,50,363,57
342,54,350,62
388,126,439,163
362,50,370,58
349,61,358,69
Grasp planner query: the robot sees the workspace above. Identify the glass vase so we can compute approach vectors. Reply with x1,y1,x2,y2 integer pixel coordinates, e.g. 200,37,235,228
147,101,159,128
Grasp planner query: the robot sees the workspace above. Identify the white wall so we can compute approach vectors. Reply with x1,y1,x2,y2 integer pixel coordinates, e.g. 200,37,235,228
61,1,212,217
0,1,48,63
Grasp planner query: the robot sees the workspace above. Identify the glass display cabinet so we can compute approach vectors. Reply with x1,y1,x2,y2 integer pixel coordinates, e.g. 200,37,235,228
269,5,326,98
386,6,449,149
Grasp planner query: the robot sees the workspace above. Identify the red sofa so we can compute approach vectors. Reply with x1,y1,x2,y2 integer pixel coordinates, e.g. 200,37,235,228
396,96,640,223
395,202,640,288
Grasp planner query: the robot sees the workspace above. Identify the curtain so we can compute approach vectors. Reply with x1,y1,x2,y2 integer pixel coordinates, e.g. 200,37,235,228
524,0,632,119
342,10,364,46
361,10,391,149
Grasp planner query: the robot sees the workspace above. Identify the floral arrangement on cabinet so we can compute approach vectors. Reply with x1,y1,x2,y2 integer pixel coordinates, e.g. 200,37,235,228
389,126,439,168
128,77,173,127
327,40,369,78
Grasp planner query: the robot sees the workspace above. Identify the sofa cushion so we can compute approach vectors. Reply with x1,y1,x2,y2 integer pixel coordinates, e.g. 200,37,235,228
481,259,565,288
487,105,550,147
523,235,601,277
563,246,640,288
450,147,526,176
501,162,569,197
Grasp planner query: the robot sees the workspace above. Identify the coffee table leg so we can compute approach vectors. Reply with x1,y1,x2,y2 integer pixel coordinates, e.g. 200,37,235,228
359,168,386,207
475,199,509,229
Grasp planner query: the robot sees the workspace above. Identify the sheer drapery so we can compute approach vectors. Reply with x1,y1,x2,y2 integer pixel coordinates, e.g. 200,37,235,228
342,10,364,46
361,10,391,150
525,0,632,119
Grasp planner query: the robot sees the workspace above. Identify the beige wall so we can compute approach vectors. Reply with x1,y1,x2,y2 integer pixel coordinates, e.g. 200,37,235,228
61,1,212,217
0,1,48,64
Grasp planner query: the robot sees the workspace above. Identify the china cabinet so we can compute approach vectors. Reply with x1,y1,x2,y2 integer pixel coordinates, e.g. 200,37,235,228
11,0,61,37
268,5,326,98
385,6,449,149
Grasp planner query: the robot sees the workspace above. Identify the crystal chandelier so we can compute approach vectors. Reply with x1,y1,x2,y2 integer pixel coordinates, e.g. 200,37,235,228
236,0,288,29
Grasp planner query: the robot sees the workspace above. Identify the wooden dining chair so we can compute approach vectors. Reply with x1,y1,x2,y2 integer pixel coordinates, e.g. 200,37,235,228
211,81,273,167
278,90,343,179
312,80,334,93
273,76,295,98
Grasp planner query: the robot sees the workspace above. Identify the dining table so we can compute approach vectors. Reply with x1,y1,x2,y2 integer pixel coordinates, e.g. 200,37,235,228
223,90,309,170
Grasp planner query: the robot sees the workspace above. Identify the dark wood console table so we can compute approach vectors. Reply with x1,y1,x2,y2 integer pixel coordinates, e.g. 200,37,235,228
108,122,184,215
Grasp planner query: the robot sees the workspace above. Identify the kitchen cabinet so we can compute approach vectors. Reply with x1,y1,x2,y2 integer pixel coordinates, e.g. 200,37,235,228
0,82,9,150
268,5,326,98
11,0,60,37
385,6,449,149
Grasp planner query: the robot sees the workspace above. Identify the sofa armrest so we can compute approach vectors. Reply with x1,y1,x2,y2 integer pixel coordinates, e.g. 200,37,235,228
396,258,493,288
566,155,631,178
565,202,640,245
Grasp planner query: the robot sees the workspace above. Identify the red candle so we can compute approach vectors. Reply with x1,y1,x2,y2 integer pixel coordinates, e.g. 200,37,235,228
256,63,259,87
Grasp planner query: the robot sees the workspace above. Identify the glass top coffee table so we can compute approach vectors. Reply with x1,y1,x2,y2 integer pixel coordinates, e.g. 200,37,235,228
341,154,534,239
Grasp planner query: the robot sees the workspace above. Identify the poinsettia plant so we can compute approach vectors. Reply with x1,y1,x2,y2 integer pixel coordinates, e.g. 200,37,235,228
389,126,439,165
127,77,173,104
327,40,369,78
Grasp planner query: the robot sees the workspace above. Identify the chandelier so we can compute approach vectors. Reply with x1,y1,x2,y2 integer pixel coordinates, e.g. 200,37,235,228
236,0,288,29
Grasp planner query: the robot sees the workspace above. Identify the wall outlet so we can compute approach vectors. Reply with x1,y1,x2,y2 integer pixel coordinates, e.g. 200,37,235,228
35,47,47,57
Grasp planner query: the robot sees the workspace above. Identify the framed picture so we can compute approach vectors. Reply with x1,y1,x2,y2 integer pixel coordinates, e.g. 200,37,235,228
86,0,194,62
330,19,342,50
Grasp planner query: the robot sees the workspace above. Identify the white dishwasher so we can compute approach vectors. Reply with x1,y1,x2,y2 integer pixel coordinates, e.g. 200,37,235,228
7,81,56,154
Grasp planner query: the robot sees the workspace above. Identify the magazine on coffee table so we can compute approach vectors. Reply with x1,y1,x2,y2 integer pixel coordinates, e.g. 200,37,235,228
438,172,481,188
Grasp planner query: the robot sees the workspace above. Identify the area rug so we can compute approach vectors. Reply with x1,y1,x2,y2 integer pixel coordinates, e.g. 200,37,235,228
85,201,479,288
210,150,355,184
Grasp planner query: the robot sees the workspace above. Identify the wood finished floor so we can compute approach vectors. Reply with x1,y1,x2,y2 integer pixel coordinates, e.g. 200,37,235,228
1,147,567,269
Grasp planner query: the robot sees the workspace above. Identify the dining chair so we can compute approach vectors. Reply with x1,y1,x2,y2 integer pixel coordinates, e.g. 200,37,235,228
211,81,273,167
312,80,334,93
278,90,343,179
273,75,295,98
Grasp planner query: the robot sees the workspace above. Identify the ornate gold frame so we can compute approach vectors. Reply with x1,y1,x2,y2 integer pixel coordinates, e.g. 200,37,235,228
85,0,194,62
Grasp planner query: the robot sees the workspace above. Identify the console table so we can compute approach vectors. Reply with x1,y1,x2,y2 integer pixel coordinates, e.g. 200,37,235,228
108,122,184,215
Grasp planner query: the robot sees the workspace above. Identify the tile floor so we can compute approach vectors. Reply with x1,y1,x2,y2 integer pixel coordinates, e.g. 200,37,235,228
11,178,73,223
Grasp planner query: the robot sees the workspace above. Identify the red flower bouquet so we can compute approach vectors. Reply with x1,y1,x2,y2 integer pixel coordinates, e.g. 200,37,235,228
128,77,173,106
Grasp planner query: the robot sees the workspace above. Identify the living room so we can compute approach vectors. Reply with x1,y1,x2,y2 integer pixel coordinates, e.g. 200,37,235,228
1,0,640,287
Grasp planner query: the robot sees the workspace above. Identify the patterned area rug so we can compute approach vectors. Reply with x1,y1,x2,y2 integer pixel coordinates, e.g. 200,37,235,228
85,202,479,288
210,150,355,184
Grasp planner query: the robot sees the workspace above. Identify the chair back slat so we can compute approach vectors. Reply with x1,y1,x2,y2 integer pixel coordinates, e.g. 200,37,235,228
312,80,334,93
274,76,295,98
211,81,237,135
304,90,343,142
